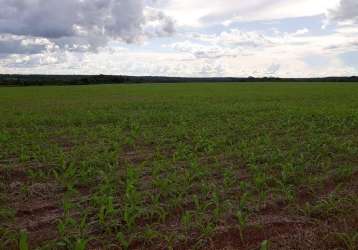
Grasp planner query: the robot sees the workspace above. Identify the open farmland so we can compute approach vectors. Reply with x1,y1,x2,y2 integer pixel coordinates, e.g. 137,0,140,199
0,83,358,249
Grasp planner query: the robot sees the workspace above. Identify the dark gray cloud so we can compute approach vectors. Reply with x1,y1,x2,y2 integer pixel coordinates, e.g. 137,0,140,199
0,0,175,54
330,0,358,24
144,8,175,37
0,0,82,38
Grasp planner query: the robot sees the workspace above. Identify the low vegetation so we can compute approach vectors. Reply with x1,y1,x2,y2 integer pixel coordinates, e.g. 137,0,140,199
0,83,357,249
1,74,358,86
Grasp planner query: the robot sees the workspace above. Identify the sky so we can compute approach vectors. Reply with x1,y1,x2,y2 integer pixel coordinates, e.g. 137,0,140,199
0,0,357,77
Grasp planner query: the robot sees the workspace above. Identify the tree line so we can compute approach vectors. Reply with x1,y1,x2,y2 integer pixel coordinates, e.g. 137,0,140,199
0,74,357,86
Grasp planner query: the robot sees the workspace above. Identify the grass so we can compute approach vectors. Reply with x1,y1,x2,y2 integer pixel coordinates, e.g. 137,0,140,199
0,83,357,249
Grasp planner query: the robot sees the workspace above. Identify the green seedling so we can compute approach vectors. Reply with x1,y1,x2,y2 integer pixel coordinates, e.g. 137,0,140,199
74,238,87,250
334,232,358,250
19,230,29,250
236,210,248,242
123,166,142,231
181,211,192,233
260,240,270,250
116,232,130,250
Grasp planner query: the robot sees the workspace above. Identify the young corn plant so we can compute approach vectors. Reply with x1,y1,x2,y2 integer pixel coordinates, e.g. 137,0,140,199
193,194,210,214
74,238,88,250
123,166,142,231
57,197,89,248
260,240,270,250
53,162,78,194
280,163,300,185
275,179,295,204
116,232,130,250
97,195,117,228
19,230,29,250
334,231,358,250
181,211,193,234
210,191,221,222
223,168,236,190
253,173,269,209
236,210,248,243
239,192,250,212
198,220,216,240
0,228,18,249
145,202,167,224
142,227,161,245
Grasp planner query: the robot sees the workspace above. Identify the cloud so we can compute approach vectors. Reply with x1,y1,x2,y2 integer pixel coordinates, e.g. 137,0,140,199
198,63,225,77
163,0,340,26
0,0,357,77
0,34,55,55
266,64,281,75
191,30,274,48
329,0,358,24
3,53,63,68
165,26,358,77
169,41,240,59
143,7,175,37
293,28,309,36
0,0,175,54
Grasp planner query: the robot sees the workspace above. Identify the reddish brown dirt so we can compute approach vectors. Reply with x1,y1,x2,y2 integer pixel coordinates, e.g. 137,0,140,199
14,199,62,246
1,163,62,248
2,157,357,249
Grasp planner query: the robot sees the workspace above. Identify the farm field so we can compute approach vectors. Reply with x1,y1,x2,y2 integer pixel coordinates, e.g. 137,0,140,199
0,83,358,249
